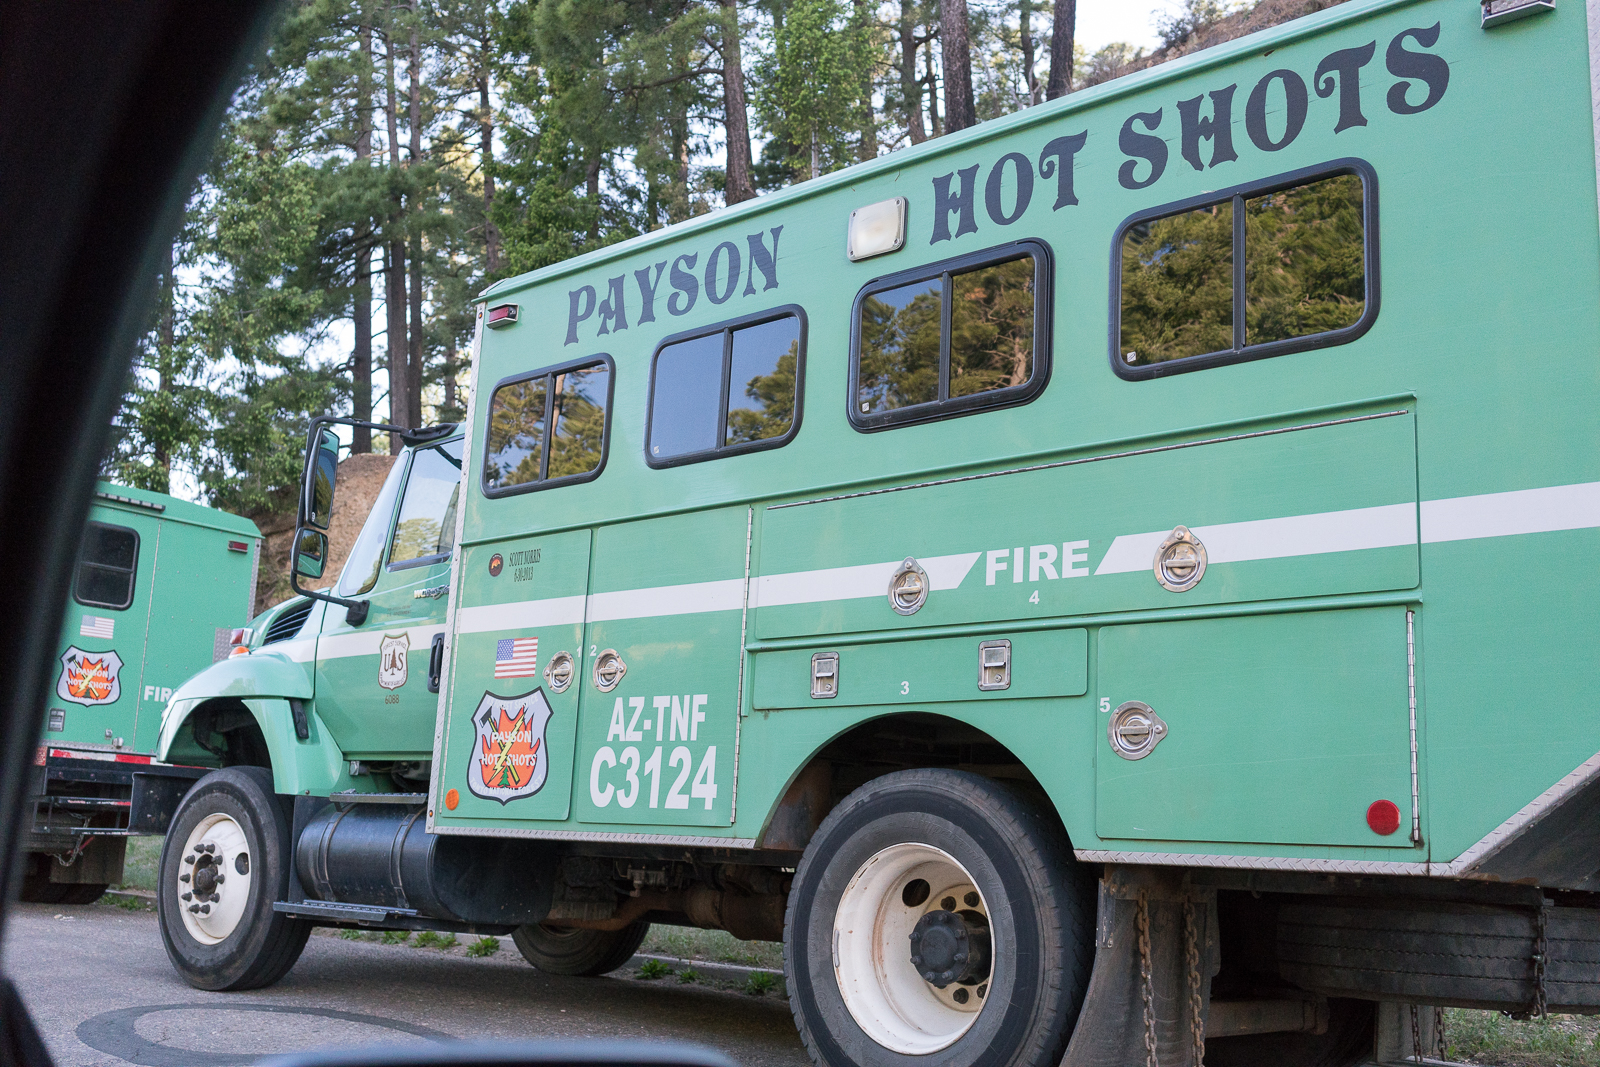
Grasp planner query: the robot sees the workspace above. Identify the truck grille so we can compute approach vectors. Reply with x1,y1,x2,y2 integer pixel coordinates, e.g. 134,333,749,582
263,599,314,644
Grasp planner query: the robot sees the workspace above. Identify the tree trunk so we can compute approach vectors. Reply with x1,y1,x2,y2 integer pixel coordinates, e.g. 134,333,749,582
939,0,975,132
352,20,374,454
443,342,456,414
586,156,602,243
854,0,877,162
407,18,424,430
1019,0,1038,105
1045,0,1074,100
384,8,405,451
924,37,942,137
720,0,756,205
478,25,500,274
156,240,175,492
899,0,926,144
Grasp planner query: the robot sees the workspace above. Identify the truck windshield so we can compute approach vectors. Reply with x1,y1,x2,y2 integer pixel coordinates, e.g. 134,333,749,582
336,454,407,597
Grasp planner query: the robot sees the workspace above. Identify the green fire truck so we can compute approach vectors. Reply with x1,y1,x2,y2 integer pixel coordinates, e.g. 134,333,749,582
149,1,1600,1063
23,483,261,903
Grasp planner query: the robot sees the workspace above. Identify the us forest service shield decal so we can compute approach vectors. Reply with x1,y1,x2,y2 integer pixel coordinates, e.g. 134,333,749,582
468,688,553,804
379,632,410,690
57,646,123,706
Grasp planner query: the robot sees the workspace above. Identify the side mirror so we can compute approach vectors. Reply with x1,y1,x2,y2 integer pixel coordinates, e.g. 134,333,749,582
302,427,340,531
293,528,328,581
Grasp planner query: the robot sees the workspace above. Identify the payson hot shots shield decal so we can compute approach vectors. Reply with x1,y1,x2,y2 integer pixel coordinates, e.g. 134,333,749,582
468,688,553,804
57,646,123,706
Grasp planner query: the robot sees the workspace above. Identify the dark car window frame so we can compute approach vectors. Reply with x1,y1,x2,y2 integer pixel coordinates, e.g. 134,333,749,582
644,305,808,469
480,353,615,499
848,238,1053,433
386,437,464,573
1110,157,1380,381
72,520,140,611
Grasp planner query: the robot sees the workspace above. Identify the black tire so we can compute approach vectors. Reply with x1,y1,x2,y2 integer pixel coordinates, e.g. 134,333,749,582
156,766,311,991
785,768,1095,1067
511,921,650,976
1204,998,1376,1067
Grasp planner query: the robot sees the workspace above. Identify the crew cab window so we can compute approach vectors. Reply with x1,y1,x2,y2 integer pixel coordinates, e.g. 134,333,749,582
1115,162,1374,378
647,308,805,467
389,438,463,569
482,357,612,495
851,240,1050,431
337,455,407,596
74,521,138,610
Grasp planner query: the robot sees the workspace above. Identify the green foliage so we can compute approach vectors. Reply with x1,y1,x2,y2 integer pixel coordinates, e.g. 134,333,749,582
382,929,412,945
677,967,700,983
743,970,779,995
110,894,150,912
466,935,502,957
1443,1009,1600,1066
413,930,458,948
636,958,675,979
339,928,364,939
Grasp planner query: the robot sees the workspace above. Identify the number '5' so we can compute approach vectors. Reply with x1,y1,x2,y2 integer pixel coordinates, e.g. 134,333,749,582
1099,698,1111,713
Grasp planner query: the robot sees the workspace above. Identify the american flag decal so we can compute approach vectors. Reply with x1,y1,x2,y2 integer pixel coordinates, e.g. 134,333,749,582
80,615,114,639
494,637,538,679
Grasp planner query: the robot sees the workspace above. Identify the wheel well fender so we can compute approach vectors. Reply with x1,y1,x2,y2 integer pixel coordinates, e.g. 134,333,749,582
753,711,1064,853
159,696,349,797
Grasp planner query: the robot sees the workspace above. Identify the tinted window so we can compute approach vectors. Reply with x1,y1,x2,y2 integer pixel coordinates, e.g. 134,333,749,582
389,439,463,568
74,522,138,610
482,358,612,495
1117,166,1371,376
852,242,1049,430
647,309,805,466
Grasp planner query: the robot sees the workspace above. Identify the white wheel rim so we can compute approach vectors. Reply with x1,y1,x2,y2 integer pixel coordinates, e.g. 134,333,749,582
833,843,993,1054
175,812,252,945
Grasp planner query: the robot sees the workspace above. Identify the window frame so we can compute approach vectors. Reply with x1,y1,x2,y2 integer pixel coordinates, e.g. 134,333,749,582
848,238,1053,433
386,436,464,573
644,305,809,470
1110,157,1380,381
73,520,139,611
479,353,615,499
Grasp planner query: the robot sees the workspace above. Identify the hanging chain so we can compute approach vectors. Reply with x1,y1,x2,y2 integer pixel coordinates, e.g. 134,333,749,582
1532,902,1549,1019
53,833,95,867
1433,1006,1446,1060
1410,1004,1423,1064
1184,898,1205,1067
1138,889,1158,1067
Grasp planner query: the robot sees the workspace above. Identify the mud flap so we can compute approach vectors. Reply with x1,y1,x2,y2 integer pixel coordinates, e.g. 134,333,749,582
1060,866,1219,1067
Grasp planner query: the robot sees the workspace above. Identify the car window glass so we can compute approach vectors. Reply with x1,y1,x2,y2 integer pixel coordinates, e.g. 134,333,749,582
726,317,800,445
949,256,1036,399
856,279,941,414
548,365,610,478
1244,173,1365,345
74,522,138,609
649,332,723,460
483,377,547,492
337,453,407,596
1120,203,1234,366
390,439,463,567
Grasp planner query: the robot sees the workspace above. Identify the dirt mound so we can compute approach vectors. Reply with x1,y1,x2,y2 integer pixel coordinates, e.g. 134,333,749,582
253,452,398,615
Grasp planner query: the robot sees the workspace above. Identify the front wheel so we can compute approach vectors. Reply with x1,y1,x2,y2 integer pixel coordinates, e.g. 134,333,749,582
786,769,1094,1067
511,922,650,976
156,767,311,991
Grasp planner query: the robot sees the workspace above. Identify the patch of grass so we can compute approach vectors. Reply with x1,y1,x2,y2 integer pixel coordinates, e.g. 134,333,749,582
381,930,411,945
1445,1009,1600,1066
109,894,149,911
636,958,674,980
744,971,779,997
677,968,700,984
338,929,363,940
639,927,784,970
413,931,457,949
466,936,501,958
116,836,162,892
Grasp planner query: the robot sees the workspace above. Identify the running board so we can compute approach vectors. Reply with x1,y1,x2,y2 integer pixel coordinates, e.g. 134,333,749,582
274,899,417,924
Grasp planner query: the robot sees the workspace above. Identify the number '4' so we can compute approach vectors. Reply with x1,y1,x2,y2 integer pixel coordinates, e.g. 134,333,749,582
691,747,718,809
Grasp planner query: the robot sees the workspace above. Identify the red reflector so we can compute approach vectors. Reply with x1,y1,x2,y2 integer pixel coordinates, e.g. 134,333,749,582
227,540,248,552
486,302,519,328
34,746,45,767
1366,799,1401,836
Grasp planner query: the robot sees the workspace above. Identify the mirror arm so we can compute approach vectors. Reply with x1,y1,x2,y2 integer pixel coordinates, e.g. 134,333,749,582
288,567,369,625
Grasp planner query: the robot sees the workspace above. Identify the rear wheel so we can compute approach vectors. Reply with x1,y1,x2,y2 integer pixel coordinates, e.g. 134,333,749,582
156,767,310,991
785,769,1094,1067
511,922,650,976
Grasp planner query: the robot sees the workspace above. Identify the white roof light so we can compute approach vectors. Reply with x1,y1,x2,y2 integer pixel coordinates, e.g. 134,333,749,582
848,197,907,262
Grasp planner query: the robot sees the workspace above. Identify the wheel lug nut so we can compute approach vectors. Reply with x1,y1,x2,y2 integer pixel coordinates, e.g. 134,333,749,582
941,897,956,911
179,873,190,883
953,988,970,1004
184,855,195,865
964,892,979,907
188,904,199,913
215,875,224,884
181,892,192,901
199,904,210,914
954,952,966,963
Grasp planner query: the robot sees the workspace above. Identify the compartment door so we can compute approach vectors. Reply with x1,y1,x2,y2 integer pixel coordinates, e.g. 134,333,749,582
436,528,591,822
1095,607,1415,848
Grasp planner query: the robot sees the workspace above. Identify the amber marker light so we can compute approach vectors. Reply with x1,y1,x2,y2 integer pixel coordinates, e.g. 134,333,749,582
445,788,460,810
1366,799,1401,835
847,197,907,262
